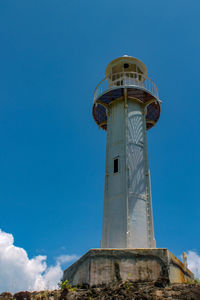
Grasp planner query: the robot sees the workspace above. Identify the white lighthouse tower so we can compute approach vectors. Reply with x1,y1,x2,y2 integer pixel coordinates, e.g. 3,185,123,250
92,55,161,249
63,56,194,286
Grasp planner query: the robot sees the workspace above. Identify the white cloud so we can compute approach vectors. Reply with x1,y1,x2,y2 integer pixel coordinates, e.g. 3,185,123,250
0,229,78,293
56,254,79,265
187,250,200,279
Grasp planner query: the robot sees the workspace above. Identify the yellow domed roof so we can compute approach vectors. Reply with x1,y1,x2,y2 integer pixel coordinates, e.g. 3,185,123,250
105,55,147,78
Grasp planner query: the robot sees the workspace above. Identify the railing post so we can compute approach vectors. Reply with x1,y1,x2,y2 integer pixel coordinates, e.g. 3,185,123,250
93,72,158,104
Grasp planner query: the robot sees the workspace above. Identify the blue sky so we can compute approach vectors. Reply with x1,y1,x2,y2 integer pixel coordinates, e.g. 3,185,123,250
0,0,200,291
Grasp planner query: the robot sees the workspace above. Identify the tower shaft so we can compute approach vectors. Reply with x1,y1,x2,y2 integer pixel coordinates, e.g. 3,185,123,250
101,97,156,248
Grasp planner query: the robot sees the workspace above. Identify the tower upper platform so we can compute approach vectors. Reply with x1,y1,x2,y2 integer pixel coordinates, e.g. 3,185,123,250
92,55,161,130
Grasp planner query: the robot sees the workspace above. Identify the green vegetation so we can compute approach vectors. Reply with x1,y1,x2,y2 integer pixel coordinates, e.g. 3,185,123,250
188,278,200,285
123,281,133,290
58,280,76,292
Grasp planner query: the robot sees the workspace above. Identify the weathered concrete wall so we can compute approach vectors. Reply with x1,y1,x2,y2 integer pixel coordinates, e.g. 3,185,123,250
63,249,194,286
168,252,193,283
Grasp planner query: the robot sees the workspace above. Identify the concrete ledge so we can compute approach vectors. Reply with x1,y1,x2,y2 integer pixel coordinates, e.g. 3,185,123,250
63,249,194,286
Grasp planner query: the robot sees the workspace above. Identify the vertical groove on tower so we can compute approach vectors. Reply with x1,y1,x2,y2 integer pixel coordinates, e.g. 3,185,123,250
124,90,129,248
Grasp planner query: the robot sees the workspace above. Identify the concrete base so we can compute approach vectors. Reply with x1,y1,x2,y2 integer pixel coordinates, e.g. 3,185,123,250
63,249,194,286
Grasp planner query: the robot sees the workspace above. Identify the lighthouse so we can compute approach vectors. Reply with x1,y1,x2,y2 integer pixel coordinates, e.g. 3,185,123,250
92,55,161,248
63,56,194,286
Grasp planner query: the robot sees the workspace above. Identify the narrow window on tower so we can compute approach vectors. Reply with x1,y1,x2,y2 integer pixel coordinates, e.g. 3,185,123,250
113,157,119,173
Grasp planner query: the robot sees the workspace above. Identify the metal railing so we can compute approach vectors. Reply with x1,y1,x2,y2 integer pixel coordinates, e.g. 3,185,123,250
93,72,158,102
